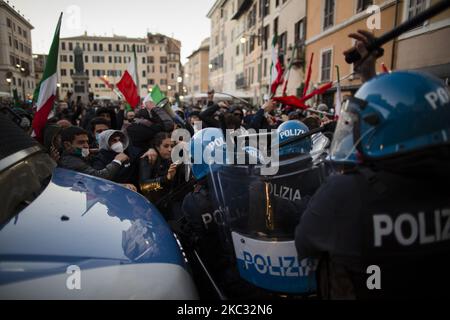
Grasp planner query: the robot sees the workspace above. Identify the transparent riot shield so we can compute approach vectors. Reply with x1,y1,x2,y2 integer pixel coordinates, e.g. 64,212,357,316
207,137,329,295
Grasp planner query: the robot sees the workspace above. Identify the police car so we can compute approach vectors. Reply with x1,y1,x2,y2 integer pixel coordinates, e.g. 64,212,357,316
0,112,198,299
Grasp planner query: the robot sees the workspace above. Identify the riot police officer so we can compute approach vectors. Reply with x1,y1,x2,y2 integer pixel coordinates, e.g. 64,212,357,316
295,70,450,299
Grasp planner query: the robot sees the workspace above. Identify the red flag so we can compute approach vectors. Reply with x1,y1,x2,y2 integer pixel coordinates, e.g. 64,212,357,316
303,53,314,97
301,82,333,103
270,34,284,95
273,96,308,110
381,63,390,73
116,47,140,109
273,82,333,110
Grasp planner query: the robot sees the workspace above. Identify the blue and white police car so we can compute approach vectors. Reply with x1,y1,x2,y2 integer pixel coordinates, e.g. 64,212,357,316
0,112,198,299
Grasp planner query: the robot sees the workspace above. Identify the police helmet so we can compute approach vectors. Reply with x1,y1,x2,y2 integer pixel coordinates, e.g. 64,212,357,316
277,120,312,157
189,127,227,180
330,71,450,163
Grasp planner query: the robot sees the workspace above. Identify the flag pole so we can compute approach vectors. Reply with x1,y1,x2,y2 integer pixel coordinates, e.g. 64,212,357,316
335,65,342,119
282,44,298,96
133,44,140,101
303,52,314,98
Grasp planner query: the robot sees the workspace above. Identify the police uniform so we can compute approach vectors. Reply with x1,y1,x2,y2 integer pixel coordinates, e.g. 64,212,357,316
295,71,450,300
296,167,450,299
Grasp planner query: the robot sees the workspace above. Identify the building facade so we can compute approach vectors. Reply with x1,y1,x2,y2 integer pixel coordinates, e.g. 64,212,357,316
207,0,307,104
58,32,182,101
305,0,399,106
0,0,35,100
394,0,450,79
33,54,47,87
184,38,210,96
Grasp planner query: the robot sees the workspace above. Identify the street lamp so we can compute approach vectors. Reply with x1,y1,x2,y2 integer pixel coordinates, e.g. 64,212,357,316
168,85,172,91
15,64,29,101
56,83,61,101
6,77,12,98
177,76,183,84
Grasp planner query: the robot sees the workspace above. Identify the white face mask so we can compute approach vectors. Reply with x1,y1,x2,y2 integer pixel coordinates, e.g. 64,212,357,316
111,142,124,153
81,148,90,158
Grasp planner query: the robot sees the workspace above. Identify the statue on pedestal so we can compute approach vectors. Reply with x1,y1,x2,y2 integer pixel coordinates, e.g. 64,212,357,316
74,45,84,75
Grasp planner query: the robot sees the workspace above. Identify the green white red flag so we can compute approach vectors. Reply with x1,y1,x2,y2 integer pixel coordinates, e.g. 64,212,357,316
32,13,62,142
117,46,140,108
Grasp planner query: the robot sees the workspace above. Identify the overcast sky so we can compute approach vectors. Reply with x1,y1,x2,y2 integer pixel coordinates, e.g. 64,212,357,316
12,0,213,64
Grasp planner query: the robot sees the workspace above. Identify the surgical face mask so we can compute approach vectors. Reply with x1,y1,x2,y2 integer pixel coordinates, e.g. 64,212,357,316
111,142,124,153
74,147,90,158
95,133,100,143
193,121,203,133
82,148,90,158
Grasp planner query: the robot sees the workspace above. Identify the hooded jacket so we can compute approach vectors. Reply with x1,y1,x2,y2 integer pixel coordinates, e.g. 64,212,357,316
91,130,138,184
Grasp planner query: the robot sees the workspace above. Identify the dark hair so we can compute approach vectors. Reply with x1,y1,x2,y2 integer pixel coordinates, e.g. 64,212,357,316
175,110,185,120
151,132,172,149
90,117,111,133
229,105,243,114
189,111,201,118
61,126,89,144
221,112,242,130
95,107,112,117
303,116,321,130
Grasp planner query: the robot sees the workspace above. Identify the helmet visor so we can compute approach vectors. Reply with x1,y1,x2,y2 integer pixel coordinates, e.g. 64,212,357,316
330,98,362,162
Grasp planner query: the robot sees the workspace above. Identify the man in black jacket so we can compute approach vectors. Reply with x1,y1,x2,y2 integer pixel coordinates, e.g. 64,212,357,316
126,95,174,156
249,99,279,131
58,126,129,181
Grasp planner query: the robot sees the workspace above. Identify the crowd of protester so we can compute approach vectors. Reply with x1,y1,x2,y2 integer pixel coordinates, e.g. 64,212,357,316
3,27,449,300
0,85,334,222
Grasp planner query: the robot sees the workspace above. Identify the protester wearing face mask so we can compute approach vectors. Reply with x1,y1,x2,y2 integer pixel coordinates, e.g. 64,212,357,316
91,130,138,190
58,126,129,181
89,117,111,148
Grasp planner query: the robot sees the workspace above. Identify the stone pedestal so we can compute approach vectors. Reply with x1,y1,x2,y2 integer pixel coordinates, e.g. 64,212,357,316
71,73,90,104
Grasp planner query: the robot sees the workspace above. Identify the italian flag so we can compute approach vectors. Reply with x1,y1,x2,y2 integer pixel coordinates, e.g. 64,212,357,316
32,13,62,142
117,46,140,109
270,34,284,95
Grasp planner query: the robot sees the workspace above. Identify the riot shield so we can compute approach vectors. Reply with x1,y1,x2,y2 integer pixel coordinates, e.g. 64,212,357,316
207,140,329,295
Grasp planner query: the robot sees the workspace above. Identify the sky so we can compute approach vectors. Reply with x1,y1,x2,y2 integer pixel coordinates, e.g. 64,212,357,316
11,0,214,64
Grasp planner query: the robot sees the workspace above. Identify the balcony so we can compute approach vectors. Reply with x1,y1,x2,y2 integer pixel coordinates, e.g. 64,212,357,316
289,43,306,69
235,75,248,89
